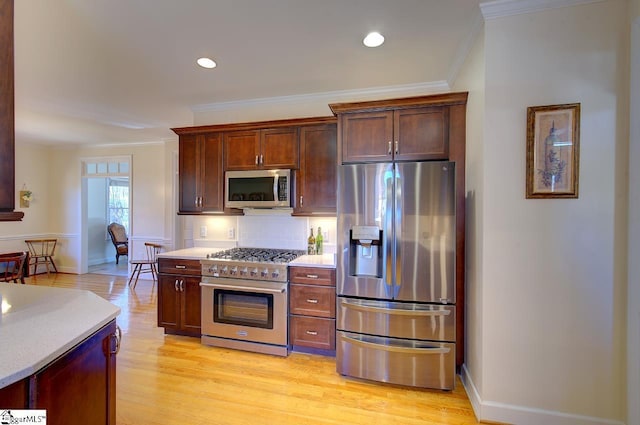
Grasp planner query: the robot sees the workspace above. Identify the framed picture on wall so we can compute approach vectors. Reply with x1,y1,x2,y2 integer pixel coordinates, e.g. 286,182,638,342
526,103,580,199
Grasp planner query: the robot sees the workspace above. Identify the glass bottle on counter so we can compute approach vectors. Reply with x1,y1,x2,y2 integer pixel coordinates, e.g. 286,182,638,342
307,228,316,255
315,226,323,255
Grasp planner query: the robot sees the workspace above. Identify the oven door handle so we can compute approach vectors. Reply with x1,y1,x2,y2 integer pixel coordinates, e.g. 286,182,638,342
200,282,286,294
340,299,451,316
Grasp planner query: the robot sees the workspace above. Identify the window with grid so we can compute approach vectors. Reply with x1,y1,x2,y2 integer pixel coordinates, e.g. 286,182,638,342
107,178,129,234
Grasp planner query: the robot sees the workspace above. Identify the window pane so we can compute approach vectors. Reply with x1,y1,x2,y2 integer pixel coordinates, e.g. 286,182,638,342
97,163,108,174
119,162,129,173
86,163,97,174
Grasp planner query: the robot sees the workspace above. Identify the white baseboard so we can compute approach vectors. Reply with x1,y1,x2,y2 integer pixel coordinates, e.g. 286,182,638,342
460,364,625,425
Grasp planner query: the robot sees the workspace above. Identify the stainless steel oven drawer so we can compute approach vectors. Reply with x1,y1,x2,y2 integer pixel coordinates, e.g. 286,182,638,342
337,297,455,342
336,331,455,390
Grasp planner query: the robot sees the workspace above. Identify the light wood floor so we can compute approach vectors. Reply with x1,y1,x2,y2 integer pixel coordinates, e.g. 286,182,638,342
22,272,487,425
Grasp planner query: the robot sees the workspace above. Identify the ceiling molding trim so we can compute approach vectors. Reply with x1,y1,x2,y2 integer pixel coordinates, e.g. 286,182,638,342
52,140,167,150
479,0,606,20
191,81,451,113
447,9,485,87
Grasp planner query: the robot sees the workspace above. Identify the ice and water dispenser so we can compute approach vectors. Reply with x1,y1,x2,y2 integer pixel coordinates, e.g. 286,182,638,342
348,225,383,277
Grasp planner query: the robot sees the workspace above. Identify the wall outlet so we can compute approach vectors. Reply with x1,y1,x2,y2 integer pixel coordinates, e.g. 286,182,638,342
227,228,235,239
200,226,207,238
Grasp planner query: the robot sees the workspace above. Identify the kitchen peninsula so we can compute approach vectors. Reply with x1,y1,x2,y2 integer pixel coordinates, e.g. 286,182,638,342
0,284,120,424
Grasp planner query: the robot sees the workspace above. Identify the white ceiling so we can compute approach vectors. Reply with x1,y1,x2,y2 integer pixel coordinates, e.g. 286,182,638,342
13,0,483,147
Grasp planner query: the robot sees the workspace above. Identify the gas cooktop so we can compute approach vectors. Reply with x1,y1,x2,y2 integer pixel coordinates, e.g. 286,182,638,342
205,247,306,264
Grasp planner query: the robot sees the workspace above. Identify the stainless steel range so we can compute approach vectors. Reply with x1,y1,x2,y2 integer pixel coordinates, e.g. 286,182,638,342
199,247,305,356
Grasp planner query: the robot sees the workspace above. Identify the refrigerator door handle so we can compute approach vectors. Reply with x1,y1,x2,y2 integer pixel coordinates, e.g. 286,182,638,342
393,164,402,297
340,333,451,355
340,299,451,316
384,165,394,289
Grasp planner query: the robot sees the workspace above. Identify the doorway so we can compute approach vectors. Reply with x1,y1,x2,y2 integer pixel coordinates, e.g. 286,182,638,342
80,156,132,275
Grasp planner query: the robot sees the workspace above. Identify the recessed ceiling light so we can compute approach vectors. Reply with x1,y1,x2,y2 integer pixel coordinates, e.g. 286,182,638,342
197,57,217,69
363,32,384,48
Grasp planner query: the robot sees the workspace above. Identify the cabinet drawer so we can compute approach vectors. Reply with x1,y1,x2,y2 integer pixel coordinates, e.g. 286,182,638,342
289,266,335,286
290,284,335,318
290,316,335,350
158,258,201,276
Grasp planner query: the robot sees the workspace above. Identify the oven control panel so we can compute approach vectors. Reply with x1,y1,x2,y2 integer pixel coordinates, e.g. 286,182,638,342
200,260,289,283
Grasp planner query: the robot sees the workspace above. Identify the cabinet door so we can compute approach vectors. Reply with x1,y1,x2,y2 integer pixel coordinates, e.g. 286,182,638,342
295,124,337,214
178,134,200,212
224,130,260,170
341,111,393,163
261,127,299,169
180,276,202,336
32,321,117,425
157,274,180,331
394,107,449,161
200,133,223,211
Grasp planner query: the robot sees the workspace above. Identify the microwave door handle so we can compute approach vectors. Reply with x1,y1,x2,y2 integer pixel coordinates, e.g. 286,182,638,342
273,175,278,201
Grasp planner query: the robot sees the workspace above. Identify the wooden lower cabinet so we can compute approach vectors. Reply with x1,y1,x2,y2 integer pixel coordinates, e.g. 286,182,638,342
289,266,336,355
0,320,118,425
157,258,202,336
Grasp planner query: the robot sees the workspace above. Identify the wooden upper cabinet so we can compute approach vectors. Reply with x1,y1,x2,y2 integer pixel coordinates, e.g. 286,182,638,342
224,127,299,170
178,132,223,213
330,92,467,164
340,111,394,163
395,107,448,161
0,0,23,222
294,124,337,215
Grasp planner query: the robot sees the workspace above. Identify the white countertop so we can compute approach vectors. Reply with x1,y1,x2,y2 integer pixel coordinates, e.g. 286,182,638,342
0,284,121,389
289,254,336,268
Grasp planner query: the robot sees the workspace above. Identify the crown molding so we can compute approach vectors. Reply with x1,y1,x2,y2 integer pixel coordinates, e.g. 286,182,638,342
480,0,606,20
191,81,451,113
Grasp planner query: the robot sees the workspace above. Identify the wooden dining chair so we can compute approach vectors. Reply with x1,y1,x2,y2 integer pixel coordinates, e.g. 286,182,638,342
25,239,58,276
0,251,28,284
128,242,162,289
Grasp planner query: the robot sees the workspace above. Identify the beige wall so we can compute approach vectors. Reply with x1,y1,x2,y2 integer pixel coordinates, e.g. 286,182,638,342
0,141,173,273
459,1,628,424
628,2,639,424
452,26,486,411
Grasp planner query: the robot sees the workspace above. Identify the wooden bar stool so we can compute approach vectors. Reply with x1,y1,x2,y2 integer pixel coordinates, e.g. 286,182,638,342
0,251,28,284
25,239,58,276
128,242,162,289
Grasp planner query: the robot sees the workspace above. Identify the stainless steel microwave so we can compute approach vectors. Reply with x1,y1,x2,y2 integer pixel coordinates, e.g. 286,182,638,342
225,169,291,209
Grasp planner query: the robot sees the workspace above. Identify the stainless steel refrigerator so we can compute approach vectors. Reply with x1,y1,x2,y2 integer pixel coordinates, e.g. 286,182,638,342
336,161,456,390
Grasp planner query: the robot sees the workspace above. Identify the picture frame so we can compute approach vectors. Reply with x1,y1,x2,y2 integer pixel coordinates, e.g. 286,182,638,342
526,103,580,198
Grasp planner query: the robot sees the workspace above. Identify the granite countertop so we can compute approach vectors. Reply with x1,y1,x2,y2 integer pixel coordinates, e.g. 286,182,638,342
289,253,336,268
0,285,121,389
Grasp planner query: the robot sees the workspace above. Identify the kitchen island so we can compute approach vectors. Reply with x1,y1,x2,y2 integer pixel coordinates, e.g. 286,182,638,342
0,284,120,425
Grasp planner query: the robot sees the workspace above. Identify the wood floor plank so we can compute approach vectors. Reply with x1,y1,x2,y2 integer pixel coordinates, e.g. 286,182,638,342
19,272,492,425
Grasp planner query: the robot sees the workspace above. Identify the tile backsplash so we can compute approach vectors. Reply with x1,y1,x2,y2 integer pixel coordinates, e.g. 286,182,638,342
186,213,336,253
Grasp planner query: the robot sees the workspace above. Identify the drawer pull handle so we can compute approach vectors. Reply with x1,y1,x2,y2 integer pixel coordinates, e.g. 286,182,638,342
305,330,318,336
306,299,319,304
109,325,122,355
306,274,318,279
175,265,186,269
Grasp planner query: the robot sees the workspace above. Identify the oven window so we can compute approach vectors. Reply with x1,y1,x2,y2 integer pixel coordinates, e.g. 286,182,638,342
228,177,275,202
213,289,274,329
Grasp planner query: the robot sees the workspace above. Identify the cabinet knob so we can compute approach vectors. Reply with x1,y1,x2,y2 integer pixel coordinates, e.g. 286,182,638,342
300,196,303,206
306,274,318,279
306,299,319,304
395,140,399,154
255,155,259,165
305,330,318,336
388,141,392,155
260,154,263,164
